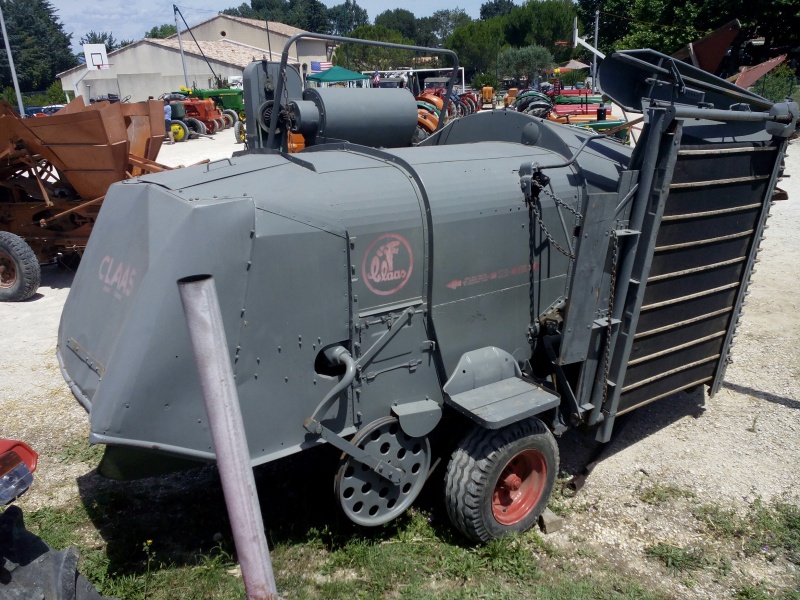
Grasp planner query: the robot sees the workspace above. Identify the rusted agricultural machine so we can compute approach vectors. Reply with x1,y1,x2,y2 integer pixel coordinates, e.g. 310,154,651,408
165,93,229,140
58,39,797,544
0,98,167,301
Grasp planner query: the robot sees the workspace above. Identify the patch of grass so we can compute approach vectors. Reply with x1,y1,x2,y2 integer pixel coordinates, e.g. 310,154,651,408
732,583,799,600
734,584,773,600
693,503,748,537
57,437,104,466
693,499,800,565
27,503,90,549
748,499,800,564
644,543,710,573
638,483,695,505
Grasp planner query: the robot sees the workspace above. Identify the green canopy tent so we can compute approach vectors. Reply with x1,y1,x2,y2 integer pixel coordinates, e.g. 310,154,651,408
306,66,370,85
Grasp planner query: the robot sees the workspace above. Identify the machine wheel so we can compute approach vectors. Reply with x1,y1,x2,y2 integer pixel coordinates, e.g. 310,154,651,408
170,120,188,142
221,113,234,128
233,120,246,144
334,416,431,527
185,117,205,138
0,231,41,302
444,417,558,543
222,109,239,123
215,118,226,131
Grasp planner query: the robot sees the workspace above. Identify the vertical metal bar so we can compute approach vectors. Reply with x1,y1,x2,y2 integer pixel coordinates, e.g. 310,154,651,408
174,5,190,88
0,6,25,117
587,109,670,426
592,10,599,93
178,275,279,600
596,116,684,442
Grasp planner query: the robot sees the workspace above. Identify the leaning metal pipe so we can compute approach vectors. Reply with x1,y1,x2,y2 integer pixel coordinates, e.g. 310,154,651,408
178,275,280,600
304,346,356,433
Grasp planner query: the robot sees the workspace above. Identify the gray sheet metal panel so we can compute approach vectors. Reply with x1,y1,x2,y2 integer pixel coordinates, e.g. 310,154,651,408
58,184,255,459
135,153,288,191
558,191,621,366
424,111,632,195
354,310,443,425
234,211,352,463
385,143,582,375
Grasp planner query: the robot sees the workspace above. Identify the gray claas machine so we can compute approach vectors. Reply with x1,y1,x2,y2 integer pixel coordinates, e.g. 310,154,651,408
58,38,797,543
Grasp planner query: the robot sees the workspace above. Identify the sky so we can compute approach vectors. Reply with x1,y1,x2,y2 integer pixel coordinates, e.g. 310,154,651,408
51,0,486,53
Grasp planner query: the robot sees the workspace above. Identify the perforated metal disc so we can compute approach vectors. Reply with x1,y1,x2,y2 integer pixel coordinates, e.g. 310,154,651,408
334,416,430,526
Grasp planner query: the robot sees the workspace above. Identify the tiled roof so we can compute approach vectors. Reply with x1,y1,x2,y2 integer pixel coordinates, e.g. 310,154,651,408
148,38,291,68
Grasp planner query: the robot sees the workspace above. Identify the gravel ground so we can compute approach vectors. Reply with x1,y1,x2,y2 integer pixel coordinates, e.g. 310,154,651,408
0,126,797,598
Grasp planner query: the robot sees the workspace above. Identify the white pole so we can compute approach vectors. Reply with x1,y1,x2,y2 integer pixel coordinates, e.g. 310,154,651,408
0,5,25,117
593,10,599,93
178,275,280,600
174,5,189,88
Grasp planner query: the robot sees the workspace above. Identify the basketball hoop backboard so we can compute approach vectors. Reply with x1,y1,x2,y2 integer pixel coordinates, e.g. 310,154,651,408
83,44,110,70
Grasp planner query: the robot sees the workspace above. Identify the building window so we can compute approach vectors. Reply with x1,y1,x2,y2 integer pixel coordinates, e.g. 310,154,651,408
220,30,227,37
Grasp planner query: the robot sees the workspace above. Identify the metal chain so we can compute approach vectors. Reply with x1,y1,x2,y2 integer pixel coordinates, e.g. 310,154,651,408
538,184,583,220
524,179,582,260
601,231,619,407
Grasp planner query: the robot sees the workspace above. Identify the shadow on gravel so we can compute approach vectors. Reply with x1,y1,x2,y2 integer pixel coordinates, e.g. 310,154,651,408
555,389,706,482
722,381,800,410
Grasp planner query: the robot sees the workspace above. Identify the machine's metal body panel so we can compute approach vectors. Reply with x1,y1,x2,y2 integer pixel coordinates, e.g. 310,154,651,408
57,48,797,478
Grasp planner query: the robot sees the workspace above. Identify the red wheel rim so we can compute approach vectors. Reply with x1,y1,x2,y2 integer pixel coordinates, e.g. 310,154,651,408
0,252,16,289
491,449,547,525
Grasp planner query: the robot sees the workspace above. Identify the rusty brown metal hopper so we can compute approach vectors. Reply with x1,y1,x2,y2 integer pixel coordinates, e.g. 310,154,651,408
0,98,169,265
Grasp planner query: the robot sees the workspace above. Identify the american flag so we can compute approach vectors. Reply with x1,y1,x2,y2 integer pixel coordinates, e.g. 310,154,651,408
373,68,380,86
310,60,332,73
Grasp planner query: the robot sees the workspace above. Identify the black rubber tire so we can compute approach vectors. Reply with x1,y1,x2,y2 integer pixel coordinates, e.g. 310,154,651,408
184,117,204,139
444,417,558,543
0,231,41,302
233,120,246,144
222,108,239,123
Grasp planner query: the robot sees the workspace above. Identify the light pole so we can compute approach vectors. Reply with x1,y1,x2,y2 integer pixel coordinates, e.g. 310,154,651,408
0,5,25,117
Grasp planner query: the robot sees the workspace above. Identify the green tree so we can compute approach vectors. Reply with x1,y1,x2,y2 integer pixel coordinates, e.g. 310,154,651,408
144,24,178,38
79,31,122,51
752,63,797,102
499,44,553,83
0,0,77,92
375,9,416,41
576,0,800,58
480,0,516,20
328,0,369,35
413,16,439,47
431,8,472,43
503,0,576,60
332,24,415,70
445,18,505,77
224,0,332,33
